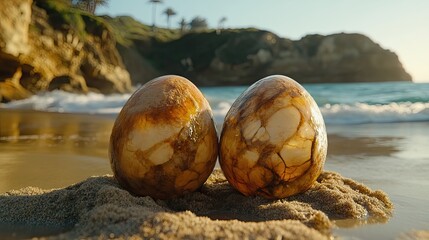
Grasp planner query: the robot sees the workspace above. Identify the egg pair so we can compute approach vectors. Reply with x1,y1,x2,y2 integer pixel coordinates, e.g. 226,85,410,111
109,75,327,200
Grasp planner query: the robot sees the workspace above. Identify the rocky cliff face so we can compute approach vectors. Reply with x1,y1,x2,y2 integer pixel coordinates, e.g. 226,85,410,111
0,0,131,102
0,0,33,102
268,33,412,83
143,30,412,86
0,1,412,102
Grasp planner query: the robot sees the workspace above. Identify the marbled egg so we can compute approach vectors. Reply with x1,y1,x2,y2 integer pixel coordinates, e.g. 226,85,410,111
219,75,327,199
109,75,218,199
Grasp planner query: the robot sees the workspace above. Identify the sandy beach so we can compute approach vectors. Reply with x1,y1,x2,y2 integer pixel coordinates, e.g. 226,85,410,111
0,109,428,239
0,169,392,239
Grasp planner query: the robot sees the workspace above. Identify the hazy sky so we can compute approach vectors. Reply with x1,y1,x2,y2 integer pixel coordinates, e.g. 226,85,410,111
97,0,429,82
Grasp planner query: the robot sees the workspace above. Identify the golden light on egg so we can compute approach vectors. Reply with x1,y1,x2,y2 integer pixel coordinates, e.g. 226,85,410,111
219,75,327,199
109,75,218,199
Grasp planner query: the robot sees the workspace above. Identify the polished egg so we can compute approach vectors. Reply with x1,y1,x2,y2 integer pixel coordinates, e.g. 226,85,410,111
109,75,218,199
219,75,327,199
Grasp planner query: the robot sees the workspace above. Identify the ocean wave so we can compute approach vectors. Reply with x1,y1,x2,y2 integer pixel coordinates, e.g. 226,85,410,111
321,102,429,124
2,90,429,125
2,90,131,114
209,102,429,125
211,101,232,124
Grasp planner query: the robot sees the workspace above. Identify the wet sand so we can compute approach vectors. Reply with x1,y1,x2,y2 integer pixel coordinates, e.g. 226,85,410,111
0,109,113,191
326,123,429,239
0,109,428,239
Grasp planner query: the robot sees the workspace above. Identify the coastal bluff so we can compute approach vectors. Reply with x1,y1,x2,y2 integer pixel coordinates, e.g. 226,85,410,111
0,0,412,102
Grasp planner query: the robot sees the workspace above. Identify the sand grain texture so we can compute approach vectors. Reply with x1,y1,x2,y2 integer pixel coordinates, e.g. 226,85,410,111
0,170,392,239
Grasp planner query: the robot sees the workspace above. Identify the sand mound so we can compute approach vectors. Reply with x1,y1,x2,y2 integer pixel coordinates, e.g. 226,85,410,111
0,170,392,239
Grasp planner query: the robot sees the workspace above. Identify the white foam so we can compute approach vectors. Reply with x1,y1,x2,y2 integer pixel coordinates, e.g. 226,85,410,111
212,101,231,125
2,90,131,114
321,102,429,124
3,90,429,125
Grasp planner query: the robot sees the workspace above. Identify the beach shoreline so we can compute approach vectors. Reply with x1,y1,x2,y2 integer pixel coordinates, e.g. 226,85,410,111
1,109,429,239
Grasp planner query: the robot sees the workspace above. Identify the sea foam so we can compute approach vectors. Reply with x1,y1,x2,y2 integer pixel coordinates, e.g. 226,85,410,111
2,90,131,115
2,89,429,125
321,102,429,124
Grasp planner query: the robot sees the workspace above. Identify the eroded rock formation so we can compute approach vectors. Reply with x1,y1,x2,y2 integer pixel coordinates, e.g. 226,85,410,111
145,30,412,86
0,0,132,102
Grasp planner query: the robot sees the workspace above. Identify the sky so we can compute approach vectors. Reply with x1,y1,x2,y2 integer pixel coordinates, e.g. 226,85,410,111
97,0,429,82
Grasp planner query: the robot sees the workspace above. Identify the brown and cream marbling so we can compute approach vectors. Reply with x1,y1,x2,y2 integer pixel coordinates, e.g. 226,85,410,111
220,75,327,199
109,75,218,199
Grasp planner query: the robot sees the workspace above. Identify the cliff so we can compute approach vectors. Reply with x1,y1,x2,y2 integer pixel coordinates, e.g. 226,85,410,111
0,0,412,102
0,0,132,102
142,30,411,86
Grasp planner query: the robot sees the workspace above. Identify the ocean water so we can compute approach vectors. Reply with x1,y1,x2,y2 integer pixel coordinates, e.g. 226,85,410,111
3,81,429,125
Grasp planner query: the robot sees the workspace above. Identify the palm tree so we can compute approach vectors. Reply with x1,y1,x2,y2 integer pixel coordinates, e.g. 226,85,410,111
163,8,177,29
217,16,227,34
218,16,227,29
179,18,187,33
148,0,163,28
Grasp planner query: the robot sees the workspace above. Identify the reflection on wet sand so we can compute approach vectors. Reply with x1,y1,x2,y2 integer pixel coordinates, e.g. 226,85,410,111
333,215,389,228
0,109,114,192
325,122,429,240
328,134,401,157
0,109,113,144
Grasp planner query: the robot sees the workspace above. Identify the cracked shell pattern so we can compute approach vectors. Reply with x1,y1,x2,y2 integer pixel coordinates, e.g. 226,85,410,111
220,75,327,199
109,75,218,199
